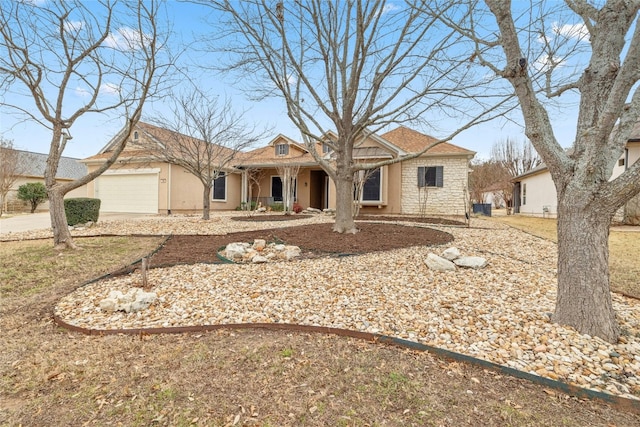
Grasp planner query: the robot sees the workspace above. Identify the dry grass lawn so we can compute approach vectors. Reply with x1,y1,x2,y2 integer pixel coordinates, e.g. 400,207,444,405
1,235,639,426
489,214,640,299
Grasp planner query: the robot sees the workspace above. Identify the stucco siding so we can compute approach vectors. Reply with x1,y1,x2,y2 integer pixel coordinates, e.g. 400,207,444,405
400,156,470,216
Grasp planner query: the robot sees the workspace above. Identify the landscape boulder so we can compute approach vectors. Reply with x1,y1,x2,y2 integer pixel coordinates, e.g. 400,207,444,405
453,256,488,269
441,247,461,261
221,239,302,263
425,253,456,271
99,288,157,313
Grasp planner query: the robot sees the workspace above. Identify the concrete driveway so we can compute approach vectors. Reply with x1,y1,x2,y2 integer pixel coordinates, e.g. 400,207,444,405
0,212,151,234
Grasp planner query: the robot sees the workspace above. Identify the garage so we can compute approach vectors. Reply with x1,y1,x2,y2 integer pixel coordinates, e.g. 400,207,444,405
95,169,159,214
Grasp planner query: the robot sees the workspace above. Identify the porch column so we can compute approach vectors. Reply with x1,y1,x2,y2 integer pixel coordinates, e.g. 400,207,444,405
241,170,248,206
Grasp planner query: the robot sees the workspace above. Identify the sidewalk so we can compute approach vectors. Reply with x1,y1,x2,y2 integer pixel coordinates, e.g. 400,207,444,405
0,212,150,234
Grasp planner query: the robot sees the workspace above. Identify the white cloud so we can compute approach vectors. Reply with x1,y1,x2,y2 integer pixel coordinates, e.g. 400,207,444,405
533,54,565,72
104,27,150,51
74,86,90,98
381,3,400,15
100,83,120,96
63,20,84,33
553,22,589,42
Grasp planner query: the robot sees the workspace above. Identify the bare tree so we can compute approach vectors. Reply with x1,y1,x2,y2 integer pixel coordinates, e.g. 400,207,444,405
202,0,512,234
430,0,640,342
0,0,172,249
148,89,262,220
245,167,266,216
469,157,516,210
0,138,23,216
275,164,300,214
491,138,541,178
352,167,377,219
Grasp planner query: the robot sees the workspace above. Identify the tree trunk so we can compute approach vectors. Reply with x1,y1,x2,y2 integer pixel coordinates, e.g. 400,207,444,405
333,162,357,234
48,187,77,249
552,192,619,343
202,184,211,220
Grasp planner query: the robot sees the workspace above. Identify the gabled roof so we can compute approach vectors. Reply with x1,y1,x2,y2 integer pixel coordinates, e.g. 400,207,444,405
83,121,237,163
13,150,86,180
381,126,475,156
237,139,318,167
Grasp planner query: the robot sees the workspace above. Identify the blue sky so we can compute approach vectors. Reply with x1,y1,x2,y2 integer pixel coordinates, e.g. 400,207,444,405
0,1,585,161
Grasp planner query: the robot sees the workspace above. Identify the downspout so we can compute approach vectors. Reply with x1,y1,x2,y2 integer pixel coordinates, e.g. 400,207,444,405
625,148,629,171
241,170,248,207
167,163,172,215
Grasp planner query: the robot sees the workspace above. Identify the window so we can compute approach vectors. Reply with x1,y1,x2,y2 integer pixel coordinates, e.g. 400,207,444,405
619,158,625,167
417,166,443,187
275,144,289,156
212,172,226,201
322,143,332,154
133,131,139,141
271,176,296,202
522,183,527,206
361,168,381,201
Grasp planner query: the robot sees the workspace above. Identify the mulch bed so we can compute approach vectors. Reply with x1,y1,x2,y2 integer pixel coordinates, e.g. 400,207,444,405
231,215,312,222
149,220,455,267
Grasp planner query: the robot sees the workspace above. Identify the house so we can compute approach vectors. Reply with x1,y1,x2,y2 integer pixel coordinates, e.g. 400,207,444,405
1,149,87,213
512,128,640,223
81,122,475,216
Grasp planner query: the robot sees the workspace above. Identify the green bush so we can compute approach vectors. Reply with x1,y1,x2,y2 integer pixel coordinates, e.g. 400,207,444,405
17,182,48,213
64,198,101,226
269,203,284,212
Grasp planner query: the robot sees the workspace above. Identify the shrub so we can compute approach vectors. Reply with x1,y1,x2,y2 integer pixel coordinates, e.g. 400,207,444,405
64,198,101,226
269,203,284,212
17,182,47,213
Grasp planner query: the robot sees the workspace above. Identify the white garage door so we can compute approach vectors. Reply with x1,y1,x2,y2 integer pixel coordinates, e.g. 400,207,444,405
96,171,159,214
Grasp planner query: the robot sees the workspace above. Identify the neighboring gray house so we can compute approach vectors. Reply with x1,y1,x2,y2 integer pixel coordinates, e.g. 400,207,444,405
2,150,87,213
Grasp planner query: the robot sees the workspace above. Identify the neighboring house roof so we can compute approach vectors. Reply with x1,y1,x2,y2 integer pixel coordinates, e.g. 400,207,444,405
381,126,475,156
15,150,86,180
512,162,549,181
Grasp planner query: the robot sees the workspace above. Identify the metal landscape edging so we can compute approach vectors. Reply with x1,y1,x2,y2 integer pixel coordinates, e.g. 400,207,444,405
52,316,640,415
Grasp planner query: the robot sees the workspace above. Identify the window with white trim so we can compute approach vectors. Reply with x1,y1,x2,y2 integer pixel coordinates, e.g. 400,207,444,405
417,166,443,187
275,144,289,156
212,172,226,201
361,168,382,201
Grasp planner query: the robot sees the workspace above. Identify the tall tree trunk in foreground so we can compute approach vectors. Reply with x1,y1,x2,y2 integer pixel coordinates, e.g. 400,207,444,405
553,187,619,340
332,146,357,234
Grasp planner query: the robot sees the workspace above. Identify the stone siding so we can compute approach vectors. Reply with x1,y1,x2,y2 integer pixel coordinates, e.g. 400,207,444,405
401,157,470,216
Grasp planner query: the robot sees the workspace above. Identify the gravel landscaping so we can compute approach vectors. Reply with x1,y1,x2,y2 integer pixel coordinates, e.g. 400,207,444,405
10,212,640,401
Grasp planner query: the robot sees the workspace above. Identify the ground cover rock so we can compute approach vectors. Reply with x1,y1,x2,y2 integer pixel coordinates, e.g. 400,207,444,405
425,253,456,271
99,288,157,313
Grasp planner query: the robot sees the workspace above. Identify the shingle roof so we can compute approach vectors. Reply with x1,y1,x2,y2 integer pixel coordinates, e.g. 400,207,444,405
381,126,475,156
15,150,86,180
83,121,238,163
